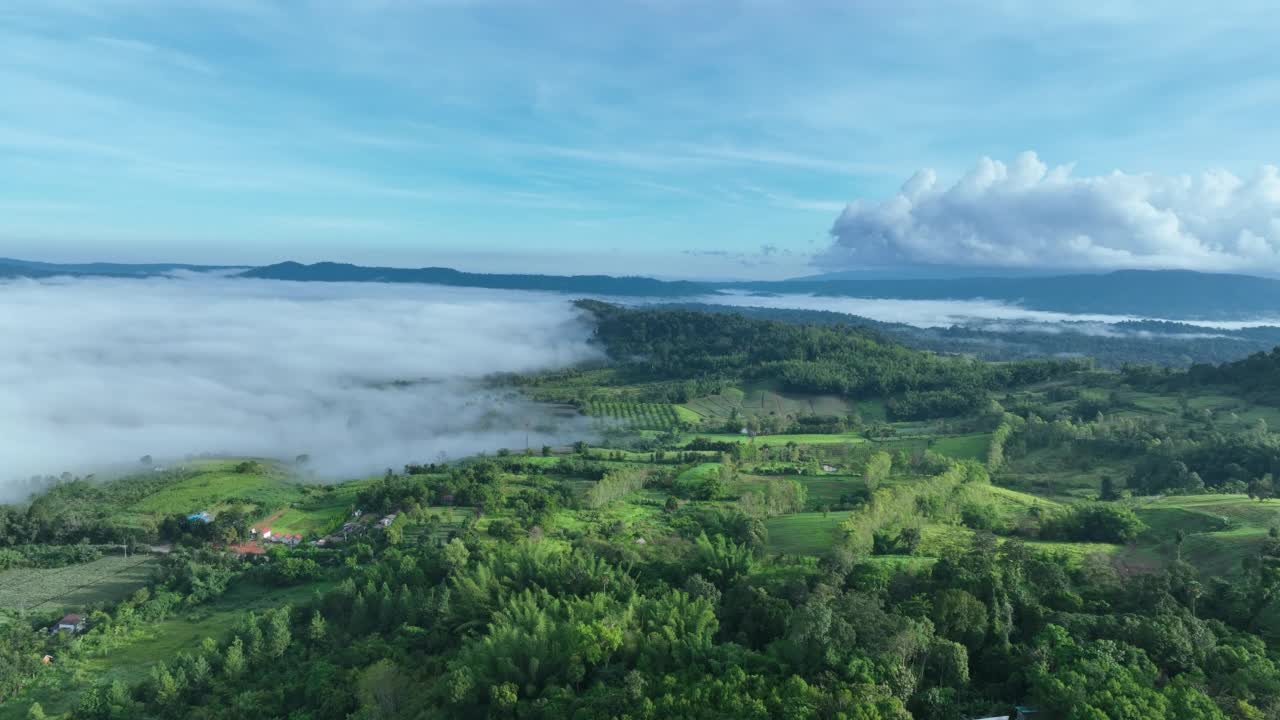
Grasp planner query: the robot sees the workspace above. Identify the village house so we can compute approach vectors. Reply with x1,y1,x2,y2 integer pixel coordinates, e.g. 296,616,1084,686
51,613,86,634
229,541,266,558
379,514,397,528
187,511,213,523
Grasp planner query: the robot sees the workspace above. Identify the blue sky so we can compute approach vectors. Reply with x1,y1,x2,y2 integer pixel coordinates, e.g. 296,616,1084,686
3,1,1279,278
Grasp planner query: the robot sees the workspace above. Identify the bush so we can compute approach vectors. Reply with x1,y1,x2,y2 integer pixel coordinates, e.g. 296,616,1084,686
1039,503,1146,543
960,502,1002,532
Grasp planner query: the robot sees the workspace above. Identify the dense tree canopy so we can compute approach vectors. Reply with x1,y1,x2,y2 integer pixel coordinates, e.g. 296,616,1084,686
576,301,1089,419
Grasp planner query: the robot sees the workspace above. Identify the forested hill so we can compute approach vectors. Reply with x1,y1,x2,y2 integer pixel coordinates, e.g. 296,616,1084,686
649,302,1280,369
244,263,1280,319
576,300,1088,419
241,261,714,296
1179,348,1280,405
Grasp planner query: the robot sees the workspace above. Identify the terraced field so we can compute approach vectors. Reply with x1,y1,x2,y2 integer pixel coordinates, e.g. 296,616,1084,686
587,401,681,430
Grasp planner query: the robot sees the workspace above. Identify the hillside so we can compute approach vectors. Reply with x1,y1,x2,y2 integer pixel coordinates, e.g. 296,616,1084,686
6,301,1280,719
651,302,1280,368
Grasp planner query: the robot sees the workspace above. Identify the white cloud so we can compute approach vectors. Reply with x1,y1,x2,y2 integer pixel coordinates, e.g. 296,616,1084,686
0,277,599,496
823,152,1280,271
694,291,1144,327
693,291,1280,330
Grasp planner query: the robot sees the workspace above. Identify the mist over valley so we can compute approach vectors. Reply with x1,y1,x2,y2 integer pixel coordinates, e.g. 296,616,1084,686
0,275,600,496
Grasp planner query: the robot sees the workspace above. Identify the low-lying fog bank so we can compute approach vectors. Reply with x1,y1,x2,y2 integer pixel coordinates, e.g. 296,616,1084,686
692,292,1280,331
0,276,600,498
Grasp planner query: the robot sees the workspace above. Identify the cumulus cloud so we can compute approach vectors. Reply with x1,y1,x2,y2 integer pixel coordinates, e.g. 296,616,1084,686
0,276,600,496
822,152,1280,271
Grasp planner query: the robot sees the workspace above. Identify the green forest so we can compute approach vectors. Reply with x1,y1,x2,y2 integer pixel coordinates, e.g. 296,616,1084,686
7,303,1280,719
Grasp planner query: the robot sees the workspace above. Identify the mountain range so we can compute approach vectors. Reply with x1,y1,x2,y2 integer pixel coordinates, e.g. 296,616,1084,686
5,257,1280,321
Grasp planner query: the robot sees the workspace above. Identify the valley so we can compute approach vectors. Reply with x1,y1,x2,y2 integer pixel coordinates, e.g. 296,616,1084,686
4,302,1280,718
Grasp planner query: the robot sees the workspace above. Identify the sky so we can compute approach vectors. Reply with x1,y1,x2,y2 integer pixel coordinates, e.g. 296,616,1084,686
3,1,1280,278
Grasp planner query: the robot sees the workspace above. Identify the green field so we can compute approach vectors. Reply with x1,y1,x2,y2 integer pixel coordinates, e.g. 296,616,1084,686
765,512,848,555
673,462,722,497
929,432,992,460
260,504,347,536
255,483,369,537
129,460,304,518
675,462,722,484
1128,494,1280,576
0,555,158,613
796,476,862,507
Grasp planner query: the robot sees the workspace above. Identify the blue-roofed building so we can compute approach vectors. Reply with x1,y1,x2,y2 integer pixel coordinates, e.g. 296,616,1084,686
187,511,213,523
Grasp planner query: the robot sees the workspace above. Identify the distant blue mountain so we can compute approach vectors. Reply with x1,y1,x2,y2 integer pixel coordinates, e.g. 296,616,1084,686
737,269,1280,320
242,263,1280,320
0,257,235,277
6,257,1280,321
239,261,714,297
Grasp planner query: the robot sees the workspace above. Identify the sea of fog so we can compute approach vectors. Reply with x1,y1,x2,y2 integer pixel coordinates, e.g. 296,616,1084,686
690,291,1280,330
0,276,600,496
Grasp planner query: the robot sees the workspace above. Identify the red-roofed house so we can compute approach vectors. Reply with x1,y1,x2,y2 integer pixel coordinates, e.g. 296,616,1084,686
52,614,86,634
229,541,266,557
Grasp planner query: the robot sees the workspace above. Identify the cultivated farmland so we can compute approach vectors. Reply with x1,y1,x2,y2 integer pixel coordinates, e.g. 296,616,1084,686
586,401,681,430
0,555,158,614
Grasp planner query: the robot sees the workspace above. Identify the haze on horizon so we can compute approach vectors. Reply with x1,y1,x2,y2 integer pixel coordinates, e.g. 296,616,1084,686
3,2,1280,279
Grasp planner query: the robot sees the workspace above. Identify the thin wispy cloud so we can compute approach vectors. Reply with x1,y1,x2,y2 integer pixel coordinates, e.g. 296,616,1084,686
696,291,1280,331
